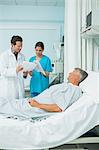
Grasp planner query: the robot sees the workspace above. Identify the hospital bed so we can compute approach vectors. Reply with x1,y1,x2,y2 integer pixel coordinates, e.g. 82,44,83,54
0,71,99,149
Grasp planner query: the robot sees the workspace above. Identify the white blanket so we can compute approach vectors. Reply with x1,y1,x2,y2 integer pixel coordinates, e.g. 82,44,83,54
0,93,99,149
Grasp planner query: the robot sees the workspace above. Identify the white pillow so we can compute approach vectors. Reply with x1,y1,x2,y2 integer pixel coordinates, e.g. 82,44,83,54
80,71,99,98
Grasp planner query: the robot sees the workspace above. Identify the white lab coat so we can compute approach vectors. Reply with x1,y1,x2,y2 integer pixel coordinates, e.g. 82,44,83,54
0,49,25,99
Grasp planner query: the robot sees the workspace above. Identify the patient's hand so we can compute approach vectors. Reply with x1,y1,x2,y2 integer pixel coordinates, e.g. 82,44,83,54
28,99,39,108
28,98,62,112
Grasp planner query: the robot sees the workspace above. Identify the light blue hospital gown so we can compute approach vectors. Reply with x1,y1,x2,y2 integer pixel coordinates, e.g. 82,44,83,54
35,82,83,111
29,55,52,97
0,82,82,118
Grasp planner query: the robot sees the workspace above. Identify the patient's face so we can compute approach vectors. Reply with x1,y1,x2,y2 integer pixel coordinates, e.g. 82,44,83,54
67,70,80,84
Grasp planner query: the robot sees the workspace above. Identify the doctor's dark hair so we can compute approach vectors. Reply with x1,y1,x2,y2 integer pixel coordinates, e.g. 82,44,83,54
11,35,23,45
35,42,44,50
75,68,88,85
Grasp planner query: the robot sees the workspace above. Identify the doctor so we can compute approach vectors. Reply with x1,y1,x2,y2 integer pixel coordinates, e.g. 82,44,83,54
0,35,25,99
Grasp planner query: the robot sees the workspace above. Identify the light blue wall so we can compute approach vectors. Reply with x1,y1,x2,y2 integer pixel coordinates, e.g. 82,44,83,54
0,5,64,61
0,6,64,22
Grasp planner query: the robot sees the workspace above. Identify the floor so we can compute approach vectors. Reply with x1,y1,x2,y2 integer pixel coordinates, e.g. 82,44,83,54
50,143,99,150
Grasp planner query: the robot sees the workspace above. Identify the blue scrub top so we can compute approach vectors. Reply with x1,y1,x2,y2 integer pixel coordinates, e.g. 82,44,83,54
29,55,52,95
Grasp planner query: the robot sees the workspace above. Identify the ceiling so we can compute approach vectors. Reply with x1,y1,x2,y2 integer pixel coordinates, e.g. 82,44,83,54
0,0,65,7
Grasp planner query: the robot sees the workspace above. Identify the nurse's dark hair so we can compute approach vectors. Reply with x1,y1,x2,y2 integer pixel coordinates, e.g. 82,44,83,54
11,35,23,45
75,68,88,84
35,42,44,50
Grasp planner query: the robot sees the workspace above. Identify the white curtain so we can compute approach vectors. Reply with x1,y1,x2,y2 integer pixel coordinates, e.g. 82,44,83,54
64,0,81,81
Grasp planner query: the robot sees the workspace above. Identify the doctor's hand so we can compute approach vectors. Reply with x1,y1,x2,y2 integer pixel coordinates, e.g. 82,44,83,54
23,71,28,78
28,99,40,108
16,65,23,73
28,71,32,76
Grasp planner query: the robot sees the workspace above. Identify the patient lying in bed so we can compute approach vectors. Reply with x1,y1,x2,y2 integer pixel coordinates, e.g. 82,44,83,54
0,68,88,118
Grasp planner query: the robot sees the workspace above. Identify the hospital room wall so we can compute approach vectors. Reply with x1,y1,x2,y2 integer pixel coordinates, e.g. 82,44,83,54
0,5,64,62
64,0,99,80
81,0,99,71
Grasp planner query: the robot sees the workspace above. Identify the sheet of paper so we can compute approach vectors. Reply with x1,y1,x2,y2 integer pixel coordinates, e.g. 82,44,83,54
22,61,45,75
35,61,46,75
22,61,37,72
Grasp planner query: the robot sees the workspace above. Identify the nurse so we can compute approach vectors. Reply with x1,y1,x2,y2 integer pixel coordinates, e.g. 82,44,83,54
29,41,52,97
0,35,25,99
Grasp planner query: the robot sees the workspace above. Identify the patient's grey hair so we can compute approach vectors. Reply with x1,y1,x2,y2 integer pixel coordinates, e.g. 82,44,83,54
75,68,88,85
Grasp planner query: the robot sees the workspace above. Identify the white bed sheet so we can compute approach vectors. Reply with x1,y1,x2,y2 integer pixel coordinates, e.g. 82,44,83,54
0,93,99,149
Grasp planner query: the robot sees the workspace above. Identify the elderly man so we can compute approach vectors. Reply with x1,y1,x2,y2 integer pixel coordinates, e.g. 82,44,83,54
0,68,88,118
28,68,88,113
